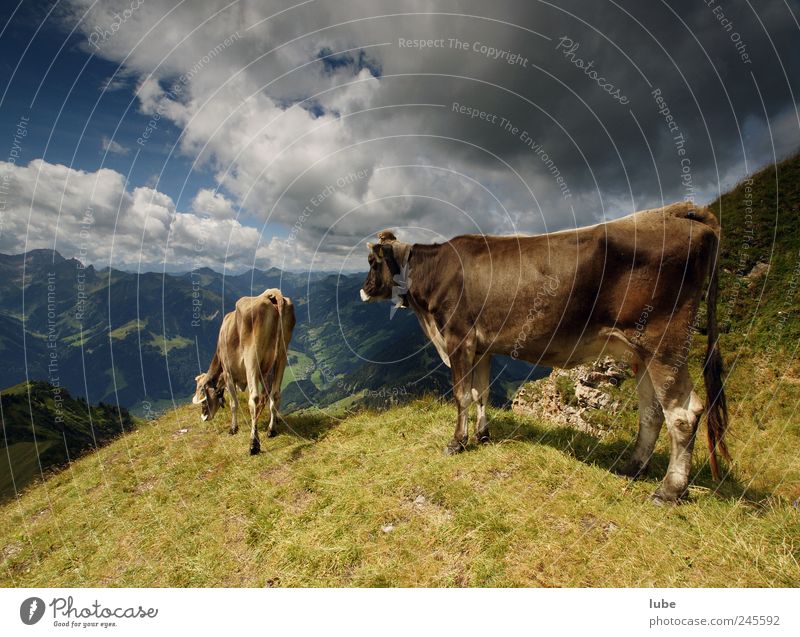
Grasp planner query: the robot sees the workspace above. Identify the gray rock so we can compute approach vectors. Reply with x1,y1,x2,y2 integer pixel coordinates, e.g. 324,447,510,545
512,357,632,436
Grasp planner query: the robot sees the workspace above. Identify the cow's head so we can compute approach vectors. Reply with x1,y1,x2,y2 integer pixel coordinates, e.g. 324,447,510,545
192,373,226,421
360,230,399,302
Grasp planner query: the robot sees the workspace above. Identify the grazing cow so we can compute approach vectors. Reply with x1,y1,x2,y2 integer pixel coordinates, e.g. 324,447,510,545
193,289,295,454
360,203,730,502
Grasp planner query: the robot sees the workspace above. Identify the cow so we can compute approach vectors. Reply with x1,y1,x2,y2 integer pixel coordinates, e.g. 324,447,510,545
193,288,296,454
359,202,730,503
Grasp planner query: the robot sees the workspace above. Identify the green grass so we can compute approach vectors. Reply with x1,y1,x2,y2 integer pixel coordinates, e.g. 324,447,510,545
282,349,313,388
554,375,579,408
1,373,797,587
109,319,145,340
0,381,136,502
147,333,193,353
0,441,56,498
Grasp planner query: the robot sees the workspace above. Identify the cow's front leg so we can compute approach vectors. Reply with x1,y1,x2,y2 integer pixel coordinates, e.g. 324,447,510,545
445,332,476,455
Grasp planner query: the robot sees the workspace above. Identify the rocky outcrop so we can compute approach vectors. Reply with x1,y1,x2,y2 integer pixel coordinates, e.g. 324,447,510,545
745,261,769,282
511,357,633,436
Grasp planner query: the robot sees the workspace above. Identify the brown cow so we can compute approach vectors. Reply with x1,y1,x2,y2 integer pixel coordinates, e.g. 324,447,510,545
360,203,730,502
193,288,295,454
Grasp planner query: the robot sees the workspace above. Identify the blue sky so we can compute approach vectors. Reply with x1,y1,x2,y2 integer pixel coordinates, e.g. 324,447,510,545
0,3,207,206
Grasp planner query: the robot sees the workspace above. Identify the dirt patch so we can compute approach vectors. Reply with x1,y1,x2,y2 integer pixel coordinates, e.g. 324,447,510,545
580,514,621,540
2,542,22,560
260,464,292,484
405,491,453,525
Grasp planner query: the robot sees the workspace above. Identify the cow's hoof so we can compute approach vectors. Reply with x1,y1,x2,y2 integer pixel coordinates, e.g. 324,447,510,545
267,428,278,438
616,459,648,480
249,441,261,455
477,432,491,444
650,487,683,506
444,439,466,455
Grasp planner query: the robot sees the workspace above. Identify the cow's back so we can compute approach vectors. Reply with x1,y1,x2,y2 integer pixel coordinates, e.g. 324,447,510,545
437,203,718,363
241,290,282,361
214,290,285,384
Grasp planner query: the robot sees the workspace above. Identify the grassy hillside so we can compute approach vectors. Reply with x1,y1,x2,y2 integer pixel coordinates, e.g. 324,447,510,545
1,155,799,587
0,396,796,587
715,154,800,353
0,381,135,502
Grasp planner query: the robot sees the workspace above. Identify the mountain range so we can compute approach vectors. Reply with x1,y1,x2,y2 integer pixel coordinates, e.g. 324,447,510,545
0,249,541,416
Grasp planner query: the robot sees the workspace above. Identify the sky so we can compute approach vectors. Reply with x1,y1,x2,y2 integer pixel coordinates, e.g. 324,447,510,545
0,0,798,273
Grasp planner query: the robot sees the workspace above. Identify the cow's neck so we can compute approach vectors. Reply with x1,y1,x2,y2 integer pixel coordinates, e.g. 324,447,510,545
401,243,453,366
403,242,441,314
205,350,224,386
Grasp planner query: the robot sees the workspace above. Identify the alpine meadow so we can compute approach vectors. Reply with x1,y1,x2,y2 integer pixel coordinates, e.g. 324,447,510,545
1,4,800,624
1,155,798,587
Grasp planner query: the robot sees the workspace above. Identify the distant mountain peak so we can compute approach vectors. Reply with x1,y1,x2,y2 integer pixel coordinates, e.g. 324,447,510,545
188,267,218,276
0,248,66,267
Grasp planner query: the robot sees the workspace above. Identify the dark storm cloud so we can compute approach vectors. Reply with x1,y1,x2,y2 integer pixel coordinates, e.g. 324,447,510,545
352,0,800,214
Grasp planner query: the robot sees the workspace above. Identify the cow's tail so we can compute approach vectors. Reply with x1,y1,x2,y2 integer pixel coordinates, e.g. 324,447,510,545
703,223,730,482
266,291,284,389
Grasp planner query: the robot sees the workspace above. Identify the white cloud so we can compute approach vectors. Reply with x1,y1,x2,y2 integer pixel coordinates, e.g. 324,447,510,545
191,188,235,219
101,136,130,155
0,159,271,272
100,73,132,92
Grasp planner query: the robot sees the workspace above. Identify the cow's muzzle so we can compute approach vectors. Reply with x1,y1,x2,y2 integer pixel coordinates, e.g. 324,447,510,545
359,289,370,302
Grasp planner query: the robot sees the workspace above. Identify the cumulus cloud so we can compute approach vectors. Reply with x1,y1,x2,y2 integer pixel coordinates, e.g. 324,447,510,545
0,159,272,272
50,0,800,270
191,188,236,219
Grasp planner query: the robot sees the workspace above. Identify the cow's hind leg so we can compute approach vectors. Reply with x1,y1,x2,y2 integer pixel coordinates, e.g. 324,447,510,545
246,368,261,455
618,365,663,479
473,354,492,443
649,363,704,503
227,376,239,435
445,332,476,455
266,355,287,438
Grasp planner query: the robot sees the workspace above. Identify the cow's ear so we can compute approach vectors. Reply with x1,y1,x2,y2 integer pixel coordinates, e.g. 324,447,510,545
367,242,374,250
